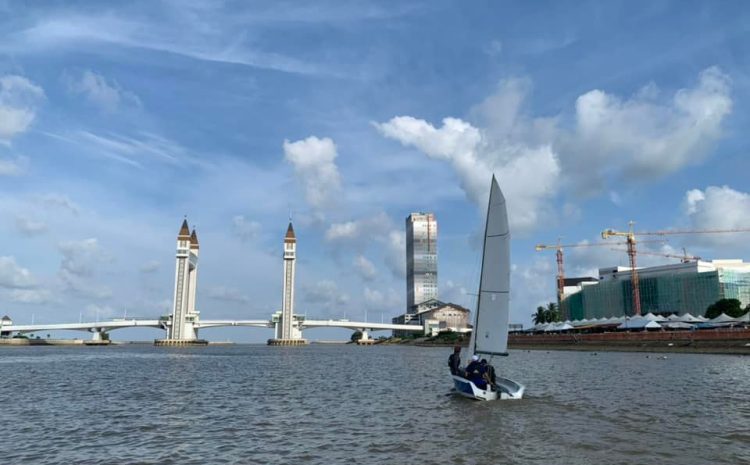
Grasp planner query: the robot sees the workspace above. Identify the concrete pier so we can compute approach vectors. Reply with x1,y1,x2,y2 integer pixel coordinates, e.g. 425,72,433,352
267,338,308,346
154,339,208,346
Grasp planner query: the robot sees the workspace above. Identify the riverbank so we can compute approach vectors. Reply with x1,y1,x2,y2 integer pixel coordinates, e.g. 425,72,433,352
375,328,750,355
0,338,90,346
509,328,750,355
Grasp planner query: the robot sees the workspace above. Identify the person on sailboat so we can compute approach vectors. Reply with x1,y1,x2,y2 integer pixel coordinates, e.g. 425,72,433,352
480,359,496,387
448,346,462,376
464,355,487,389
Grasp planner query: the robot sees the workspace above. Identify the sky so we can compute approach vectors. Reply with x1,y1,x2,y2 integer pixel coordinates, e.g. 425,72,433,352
1,0,750,342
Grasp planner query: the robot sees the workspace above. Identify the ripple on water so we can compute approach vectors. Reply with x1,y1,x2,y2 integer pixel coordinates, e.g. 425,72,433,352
0,345,748,465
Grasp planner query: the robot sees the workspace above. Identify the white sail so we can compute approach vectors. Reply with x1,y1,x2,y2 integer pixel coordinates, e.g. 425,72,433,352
470,175,510,356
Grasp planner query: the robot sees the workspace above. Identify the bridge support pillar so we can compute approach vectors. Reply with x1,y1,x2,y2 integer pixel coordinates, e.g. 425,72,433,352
356,329,374,345
86,329,111,345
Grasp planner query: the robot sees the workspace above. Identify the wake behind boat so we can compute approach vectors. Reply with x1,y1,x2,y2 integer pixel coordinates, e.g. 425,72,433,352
450,175,525,401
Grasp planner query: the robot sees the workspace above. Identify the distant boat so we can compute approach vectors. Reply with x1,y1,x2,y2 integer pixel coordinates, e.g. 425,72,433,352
451,175,525,401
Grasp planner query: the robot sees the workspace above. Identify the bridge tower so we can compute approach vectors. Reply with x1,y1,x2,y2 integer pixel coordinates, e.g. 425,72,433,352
269,222,307,345
157,219,205,345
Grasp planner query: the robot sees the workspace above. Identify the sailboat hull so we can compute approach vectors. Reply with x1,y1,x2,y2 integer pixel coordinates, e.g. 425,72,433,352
451,375,525,401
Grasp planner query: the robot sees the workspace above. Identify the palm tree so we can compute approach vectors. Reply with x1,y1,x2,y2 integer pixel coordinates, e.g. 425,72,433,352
545,302,561,323
532,306,546,324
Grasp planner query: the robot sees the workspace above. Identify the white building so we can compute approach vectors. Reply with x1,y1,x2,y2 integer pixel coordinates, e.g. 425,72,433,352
392,299,470,337
405,212,438,314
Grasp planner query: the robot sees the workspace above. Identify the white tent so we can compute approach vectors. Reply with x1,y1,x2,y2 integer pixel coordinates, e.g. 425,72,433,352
675,313,703,323
661,321,694,330
666,314,681,321
617,318,662,330
736,312,750,323
643,312,668,322
572,319,591,327
709,313,737,324
551,322,574,331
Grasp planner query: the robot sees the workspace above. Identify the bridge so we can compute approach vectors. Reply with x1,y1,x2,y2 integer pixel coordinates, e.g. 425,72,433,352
0,219,433,346
0,316,425,343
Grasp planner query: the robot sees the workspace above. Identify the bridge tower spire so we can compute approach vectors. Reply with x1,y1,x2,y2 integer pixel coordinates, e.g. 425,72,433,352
158,218,205,345
269,222,307,345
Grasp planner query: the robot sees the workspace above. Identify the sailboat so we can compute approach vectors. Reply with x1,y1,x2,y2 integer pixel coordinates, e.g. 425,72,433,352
451,175,525,401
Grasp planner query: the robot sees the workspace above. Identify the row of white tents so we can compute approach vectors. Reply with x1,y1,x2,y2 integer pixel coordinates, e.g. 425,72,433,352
531,311,750,332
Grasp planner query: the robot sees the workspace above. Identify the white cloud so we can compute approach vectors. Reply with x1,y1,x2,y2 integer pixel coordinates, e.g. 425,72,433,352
681,186,750,248
58,238,112,298
375,68,732,233
59,269,112,299
325,213,405,279
0,75,45,142
283,136,342,210
13,14,344,77
375,115,560,233
362,287,401,313
0,256,37,288
9,289,52,304
0,155,28,175
42,130,198,169
59,238,110,276
85,303,116,319
384,230,406,279
139,260,160,273
36,193,80,215
206,285,250,304
563,66,731,189
65,70,141,112
232,215,261,241
15,216,48,236
303,280,349,307
353,255,376,281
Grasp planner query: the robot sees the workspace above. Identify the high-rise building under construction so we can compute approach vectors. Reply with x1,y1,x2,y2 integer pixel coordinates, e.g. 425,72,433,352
405,212,438,313
561,259,750,320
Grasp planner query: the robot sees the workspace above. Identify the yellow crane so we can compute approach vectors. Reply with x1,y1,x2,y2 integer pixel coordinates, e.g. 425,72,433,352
534,239,664,305
601,222,750,316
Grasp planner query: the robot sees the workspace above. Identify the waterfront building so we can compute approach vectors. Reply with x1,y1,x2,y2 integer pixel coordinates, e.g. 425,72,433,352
1,315,12,338
405,212,438,314
561,260,750,320
167,219,200,340
392,299,470,337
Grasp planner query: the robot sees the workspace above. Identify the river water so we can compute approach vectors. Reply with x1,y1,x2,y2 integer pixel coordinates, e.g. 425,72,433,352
0,345,747,465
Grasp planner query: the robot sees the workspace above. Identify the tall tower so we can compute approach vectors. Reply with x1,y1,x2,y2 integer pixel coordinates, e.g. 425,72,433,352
280,222,296,340
268,222,307,345
167,219,200,341
406,212,438,313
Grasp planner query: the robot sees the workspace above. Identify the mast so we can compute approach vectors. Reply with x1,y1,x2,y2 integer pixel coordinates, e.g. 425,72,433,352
469,176,495,356
471,175,511,357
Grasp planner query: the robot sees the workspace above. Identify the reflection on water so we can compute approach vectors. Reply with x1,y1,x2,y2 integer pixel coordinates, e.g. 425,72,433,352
1,345,748,465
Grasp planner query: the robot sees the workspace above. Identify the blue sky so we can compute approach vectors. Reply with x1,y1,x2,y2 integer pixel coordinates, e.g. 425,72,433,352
1,0,750,342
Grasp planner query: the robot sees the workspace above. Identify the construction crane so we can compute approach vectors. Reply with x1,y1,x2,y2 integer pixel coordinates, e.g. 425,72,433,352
534,239,664,305
601,222,750,316
610,248,701,263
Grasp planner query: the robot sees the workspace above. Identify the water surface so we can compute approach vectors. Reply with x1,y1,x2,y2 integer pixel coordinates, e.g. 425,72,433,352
1,345,747,464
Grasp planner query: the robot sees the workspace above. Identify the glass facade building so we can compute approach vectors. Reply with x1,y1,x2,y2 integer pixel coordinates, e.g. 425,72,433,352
561,261,750,320
405,212,438,314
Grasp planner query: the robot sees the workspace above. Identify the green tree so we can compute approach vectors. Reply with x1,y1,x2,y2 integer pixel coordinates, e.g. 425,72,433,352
350,330,362,342
533,303,561,324
532,306,546,324
705,298,744,319
544,302,561,323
